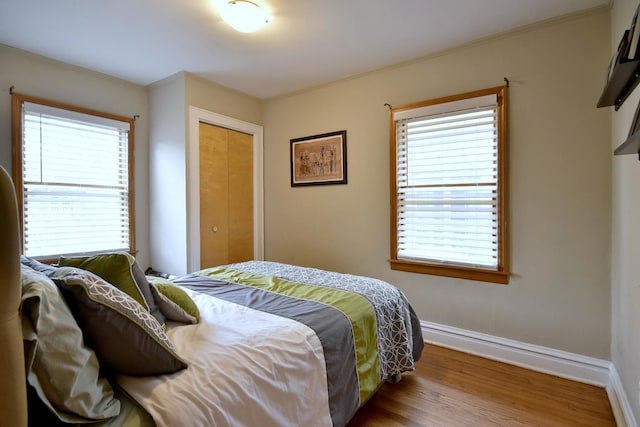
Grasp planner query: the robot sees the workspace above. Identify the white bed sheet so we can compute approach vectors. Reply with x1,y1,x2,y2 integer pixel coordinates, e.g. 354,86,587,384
117,289,333,427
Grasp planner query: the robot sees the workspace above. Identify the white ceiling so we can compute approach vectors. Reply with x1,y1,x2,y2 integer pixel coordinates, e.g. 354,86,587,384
0,0,609,99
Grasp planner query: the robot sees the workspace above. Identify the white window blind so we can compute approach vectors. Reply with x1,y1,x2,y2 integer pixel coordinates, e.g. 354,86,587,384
21,101,131,258
394,94,499,269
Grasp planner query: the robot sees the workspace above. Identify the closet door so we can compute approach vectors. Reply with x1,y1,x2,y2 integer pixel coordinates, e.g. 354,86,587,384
199,122,253,268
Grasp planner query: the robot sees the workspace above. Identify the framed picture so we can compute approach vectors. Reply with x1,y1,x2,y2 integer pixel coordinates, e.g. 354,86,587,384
290,130,347,187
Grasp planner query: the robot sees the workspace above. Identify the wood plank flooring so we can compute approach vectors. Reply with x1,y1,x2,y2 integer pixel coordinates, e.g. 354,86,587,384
348,344,616,427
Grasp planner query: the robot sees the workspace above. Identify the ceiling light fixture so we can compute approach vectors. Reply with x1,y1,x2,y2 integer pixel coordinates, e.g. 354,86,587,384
221,0,269,33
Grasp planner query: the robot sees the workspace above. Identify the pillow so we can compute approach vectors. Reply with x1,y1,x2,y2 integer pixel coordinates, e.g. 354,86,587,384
52,267,188,376
20,265,121,423
148,279,200,324
58,252,166,326
20,255,58,277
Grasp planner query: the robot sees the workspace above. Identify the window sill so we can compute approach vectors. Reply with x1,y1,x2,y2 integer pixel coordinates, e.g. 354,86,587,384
389,259,510,285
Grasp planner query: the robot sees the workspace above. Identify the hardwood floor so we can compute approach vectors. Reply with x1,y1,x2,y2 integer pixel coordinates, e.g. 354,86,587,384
348,344,616,427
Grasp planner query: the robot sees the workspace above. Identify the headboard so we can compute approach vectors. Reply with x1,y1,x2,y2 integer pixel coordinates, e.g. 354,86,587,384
0,166,28,426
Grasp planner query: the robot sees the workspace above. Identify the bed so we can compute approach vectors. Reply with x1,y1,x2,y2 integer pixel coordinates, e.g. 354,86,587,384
0,165,424,427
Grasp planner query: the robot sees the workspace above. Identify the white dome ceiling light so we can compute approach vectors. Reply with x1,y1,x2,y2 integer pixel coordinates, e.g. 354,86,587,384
221,0,268,33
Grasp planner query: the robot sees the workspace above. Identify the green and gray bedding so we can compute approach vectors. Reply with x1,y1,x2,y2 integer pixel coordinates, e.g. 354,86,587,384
117,261,423,427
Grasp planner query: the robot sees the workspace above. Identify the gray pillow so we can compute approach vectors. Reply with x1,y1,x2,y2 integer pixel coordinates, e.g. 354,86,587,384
52,267,188,376
20,265,120,423
20,255,58,277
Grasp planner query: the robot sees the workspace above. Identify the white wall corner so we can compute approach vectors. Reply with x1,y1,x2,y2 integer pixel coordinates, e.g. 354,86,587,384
607,364,639,427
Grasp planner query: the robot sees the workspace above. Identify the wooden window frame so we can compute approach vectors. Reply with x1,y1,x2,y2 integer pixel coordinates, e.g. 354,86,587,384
389,86,509,284
11,92,136,262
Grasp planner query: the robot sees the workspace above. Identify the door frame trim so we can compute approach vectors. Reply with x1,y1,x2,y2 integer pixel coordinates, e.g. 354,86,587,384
187,106,264,272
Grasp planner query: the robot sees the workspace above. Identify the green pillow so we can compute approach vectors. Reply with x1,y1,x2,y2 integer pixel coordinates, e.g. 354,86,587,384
58,252,165,325
148,278,200,324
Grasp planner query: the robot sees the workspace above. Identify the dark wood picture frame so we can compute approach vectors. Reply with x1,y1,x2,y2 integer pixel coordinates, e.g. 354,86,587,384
290,130,347,187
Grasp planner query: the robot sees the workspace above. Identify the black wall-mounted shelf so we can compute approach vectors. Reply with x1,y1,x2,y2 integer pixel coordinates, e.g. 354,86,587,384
614,130,640,157
600,8,640,158
598,57,640,157
597,58,640,111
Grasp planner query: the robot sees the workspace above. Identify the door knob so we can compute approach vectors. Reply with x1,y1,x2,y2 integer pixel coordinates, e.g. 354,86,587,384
212,226,218,233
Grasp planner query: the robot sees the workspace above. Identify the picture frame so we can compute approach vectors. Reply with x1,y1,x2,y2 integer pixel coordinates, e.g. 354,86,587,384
290,130,347,187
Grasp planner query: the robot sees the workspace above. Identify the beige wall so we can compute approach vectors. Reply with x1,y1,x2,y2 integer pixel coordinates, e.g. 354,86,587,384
0,6,617,366
263,9,612,359
0,44,151,268
610,0,640,422
185,72,262,126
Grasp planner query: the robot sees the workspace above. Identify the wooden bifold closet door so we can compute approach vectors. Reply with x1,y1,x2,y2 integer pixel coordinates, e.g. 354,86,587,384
199,122,253,268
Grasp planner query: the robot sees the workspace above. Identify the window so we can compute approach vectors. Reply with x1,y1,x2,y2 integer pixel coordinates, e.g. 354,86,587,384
11,93,135,261
389,86,508,284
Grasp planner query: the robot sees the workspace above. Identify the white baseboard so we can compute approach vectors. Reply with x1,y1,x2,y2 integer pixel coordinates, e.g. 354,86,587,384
421,320,637,427
608,364,639,427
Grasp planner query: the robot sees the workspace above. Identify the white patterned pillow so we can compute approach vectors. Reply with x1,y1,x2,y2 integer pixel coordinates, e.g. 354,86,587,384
53,267,188,376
